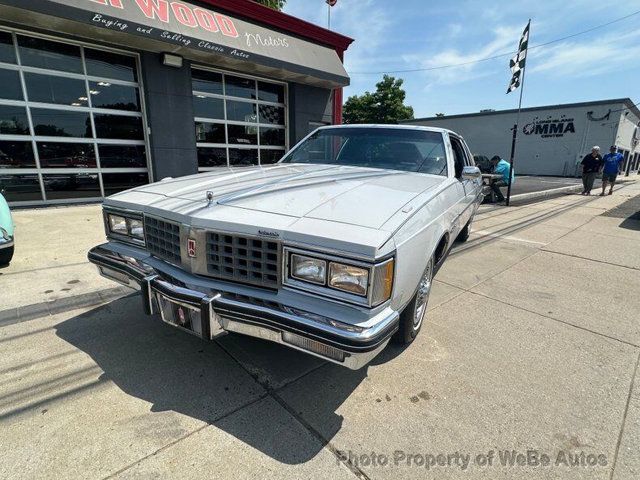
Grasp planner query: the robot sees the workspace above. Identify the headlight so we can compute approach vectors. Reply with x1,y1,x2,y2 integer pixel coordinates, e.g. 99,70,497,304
108,214,127,235
284,247,394,307
128,218,144,240
105,210,145,245
290,254,326,284
328,262,369,296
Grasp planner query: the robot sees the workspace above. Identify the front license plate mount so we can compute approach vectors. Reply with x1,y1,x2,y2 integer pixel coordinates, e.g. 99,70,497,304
154,292,204,338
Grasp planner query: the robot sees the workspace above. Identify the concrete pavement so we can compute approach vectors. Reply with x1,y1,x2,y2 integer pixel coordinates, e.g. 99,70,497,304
1,180,639,479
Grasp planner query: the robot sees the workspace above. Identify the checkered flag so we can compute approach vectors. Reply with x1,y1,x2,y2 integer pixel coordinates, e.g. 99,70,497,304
507,21,530,94
258,105,283,125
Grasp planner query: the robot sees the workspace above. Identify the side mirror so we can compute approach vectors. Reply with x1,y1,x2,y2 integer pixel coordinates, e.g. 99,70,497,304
462,165,482,181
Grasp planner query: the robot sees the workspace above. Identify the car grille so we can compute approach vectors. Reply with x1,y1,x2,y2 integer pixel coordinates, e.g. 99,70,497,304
144,216,181,265
206,232,280,289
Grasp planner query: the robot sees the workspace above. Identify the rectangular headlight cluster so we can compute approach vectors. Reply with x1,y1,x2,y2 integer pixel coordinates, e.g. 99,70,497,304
286,248,394,307
104,209,145,245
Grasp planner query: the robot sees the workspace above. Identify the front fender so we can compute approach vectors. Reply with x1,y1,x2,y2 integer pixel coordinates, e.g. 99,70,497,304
0,193,13,239
388,216,449,313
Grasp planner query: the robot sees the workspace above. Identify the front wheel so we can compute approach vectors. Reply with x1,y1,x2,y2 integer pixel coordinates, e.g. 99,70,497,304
393,257,434,345
0,245,14,266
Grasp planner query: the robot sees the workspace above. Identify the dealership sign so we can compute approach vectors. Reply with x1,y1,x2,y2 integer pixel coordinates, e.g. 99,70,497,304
523,116,576,138
0,0,348,86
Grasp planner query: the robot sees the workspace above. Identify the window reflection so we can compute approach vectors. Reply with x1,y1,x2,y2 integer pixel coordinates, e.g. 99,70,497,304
98,145,146,168
84,48,138,82
89,81,140,111
225,75,256,99
38,143,97,168
17,35,83,73
193,96,224,120
0,31,16,64
228,124,257,145
229,148,258,166
0,141,35,168
93,114,144,140
226,101,257,123
260,127,285,146
102,172,148,196
31,108,92,137
0,174,42,202
0,105,30,135
258,81,285,104
198,147,227,168
258,105,285,125
195,123,225,143
25,72,88,106
43,173,100,199
260,150,284,165
0,69,23,101
192,70,223,95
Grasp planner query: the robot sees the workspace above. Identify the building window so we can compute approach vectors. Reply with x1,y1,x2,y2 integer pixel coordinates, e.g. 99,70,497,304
192,67,287,170
0,29,149,205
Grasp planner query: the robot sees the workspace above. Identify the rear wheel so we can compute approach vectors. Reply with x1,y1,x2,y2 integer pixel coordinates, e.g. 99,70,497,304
393,257,433,345
0,245,14,266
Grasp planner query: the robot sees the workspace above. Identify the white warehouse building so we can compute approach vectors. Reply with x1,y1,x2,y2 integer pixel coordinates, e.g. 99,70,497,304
404,98,639,177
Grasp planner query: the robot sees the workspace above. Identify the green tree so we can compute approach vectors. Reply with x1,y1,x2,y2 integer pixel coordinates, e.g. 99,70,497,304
343,75,414,124
253,0,286,10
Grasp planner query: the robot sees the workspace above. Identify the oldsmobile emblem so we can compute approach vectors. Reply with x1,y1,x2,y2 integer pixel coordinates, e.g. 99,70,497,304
258,229,279,238
187,238,197,258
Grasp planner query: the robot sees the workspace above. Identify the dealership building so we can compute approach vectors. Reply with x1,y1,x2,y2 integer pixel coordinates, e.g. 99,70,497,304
0,0,352,206
404,98,640,177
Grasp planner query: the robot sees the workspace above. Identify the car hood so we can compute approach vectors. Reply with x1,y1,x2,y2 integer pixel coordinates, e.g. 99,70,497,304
106,164,447,257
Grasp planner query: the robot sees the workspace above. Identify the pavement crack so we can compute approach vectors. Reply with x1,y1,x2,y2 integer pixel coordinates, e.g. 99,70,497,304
469,290,640,349
541,249,640,272
609,351,640,480
212,340,370,480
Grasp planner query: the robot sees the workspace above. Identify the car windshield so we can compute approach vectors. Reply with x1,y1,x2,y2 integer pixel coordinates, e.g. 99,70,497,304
280,127,448,175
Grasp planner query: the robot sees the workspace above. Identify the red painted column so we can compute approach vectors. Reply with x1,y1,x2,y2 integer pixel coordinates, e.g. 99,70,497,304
333,49,345,125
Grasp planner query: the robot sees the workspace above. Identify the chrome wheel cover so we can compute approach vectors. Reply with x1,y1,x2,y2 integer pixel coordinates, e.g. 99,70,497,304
413,259,433,330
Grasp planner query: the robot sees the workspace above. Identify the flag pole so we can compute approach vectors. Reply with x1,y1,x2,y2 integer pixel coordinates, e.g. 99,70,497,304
327,3,331,29
505,19,530,207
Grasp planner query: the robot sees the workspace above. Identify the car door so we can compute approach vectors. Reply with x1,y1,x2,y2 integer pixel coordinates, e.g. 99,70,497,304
444,134,467,237
449,135,479,228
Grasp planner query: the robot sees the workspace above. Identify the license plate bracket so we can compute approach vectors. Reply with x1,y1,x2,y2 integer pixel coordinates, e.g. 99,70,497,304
154,292,204,337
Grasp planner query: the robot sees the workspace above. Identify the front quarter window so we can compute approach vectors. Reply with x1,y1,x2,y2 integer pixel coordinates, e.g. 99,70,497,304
281,127,448,176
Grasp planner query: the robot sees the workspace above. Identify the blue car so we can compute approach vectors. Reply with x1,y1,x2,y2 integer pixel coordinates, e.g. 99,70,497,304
0,191,14,266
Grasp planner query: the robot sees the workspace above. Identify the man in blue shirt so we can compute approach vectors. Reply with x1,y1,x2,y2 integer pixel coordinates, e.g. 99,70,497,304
490,155,515,202
600,145,624,196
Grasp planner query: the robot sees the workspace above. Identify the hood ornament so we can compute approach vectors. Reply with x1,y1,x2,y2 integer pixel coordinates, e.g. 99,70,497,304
206,191,214,207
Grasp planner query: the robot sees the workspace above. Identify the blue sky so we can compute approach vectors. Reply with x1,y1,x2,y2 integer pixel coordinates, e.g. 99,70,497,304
283,0,640,118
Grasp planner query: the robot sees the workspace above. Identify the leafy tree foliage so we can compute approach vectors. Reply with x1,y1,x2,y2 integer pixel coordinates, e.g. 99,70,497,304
253,0,286,10
343,75,414,124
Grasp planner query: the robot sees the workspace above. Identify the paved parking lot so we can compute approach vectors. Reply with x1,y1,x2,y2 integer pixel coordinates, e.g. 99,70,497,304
1,180,639,479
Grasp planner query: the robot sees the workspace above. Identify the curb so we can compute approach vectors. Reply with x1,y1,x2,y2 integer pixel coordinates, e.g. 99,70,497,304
0,286,134,326
510,183,583,203
508,178,636,204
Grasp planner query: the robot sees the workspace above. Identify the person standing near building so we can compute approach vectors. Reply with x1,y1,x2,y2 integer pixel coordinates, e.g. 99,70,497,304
600,146,624,196
490,155,514,203
580,146,602,195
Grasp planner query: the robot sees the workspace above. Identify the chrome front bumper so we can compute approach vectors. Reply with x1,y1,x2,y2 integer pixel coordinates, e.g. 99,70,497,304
88,244,399,369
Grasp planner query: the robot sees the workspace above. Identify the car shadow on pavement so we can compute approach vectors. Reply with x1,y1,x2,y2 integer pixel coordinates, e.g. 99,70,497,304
54,295,402,464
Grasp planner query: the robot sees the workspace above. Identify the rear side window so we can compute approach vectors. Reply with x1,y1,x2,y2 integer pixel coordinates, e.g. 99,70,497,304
449,136,470,178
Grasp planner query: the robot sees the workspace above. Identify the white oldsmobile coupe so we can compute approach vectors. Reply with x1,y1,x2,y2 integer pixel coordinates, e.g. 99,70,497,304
89,125,483,369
